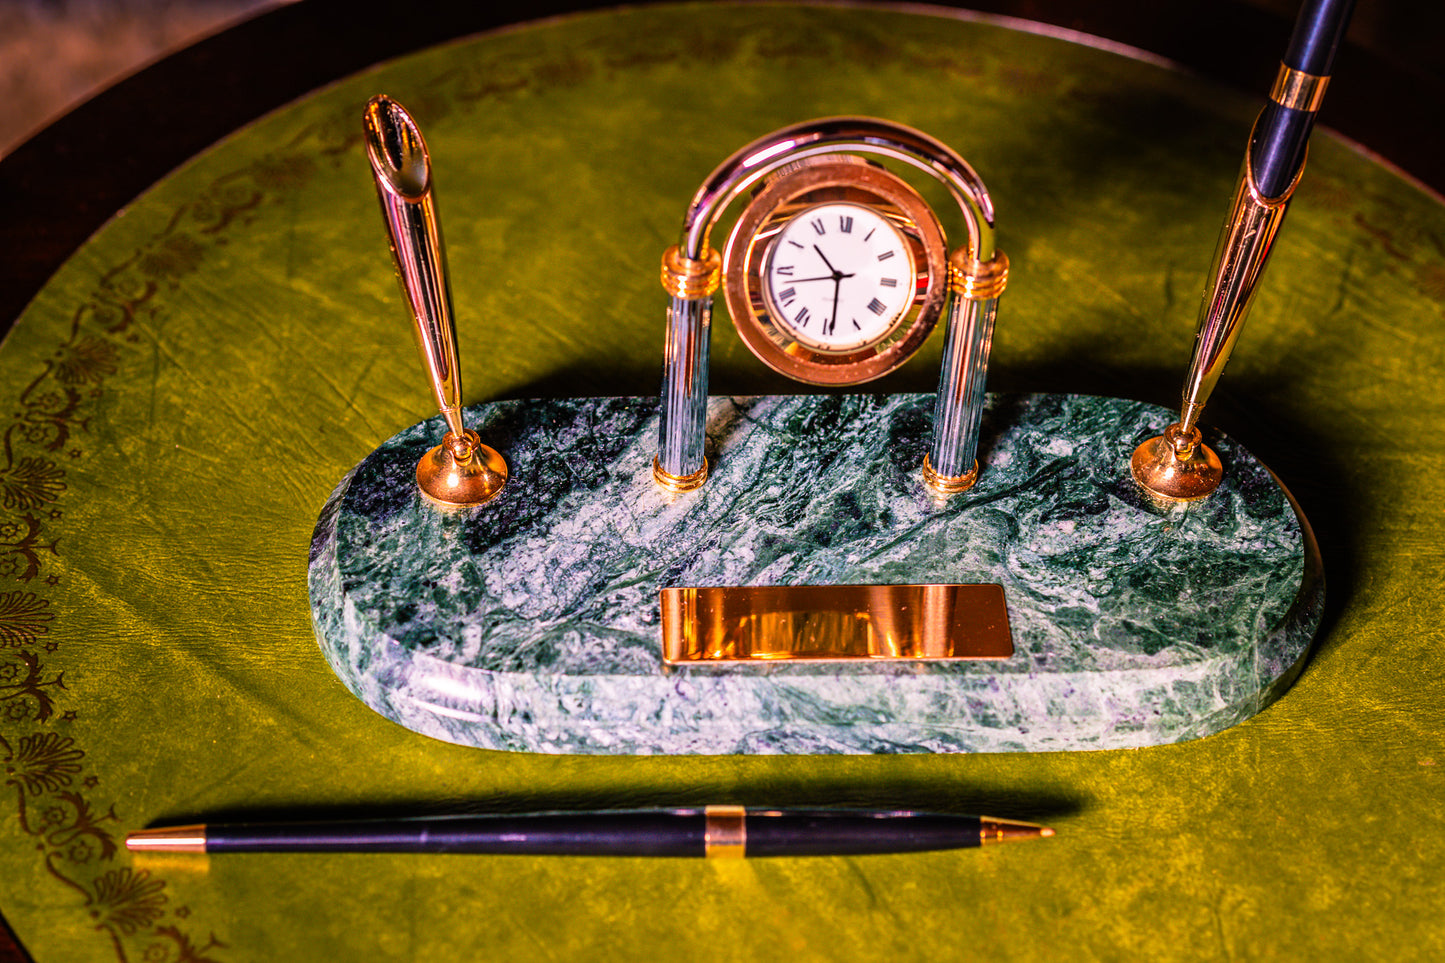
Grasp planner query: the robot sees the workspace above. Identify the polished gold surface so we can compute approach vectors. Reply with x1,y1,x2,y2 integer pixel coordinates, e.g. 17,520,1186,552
721,156,949,386
651,455,708,493
1129,423,1224,502
125,825,208,854
920,453,979,496
948,249,1009,300
416,429,508,506
364,95,467,442
703,805,748,859
978,818,1055,846
1148,110,1307,501
365,95,509,504
1269,62,1330,113
1177,134,1301,445
660,245,721,299
660,583,1013,664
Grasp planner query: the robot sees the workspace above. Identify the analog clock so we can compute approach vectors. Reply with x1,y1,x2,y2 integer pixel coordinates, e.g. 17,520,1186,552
763,201,915,352
722,156,948,386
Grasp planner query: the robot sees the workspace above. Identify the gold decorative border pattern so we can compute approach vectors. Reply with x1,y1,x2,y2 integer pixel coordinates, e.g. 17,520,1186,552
0,26,765,958
0,118,368,963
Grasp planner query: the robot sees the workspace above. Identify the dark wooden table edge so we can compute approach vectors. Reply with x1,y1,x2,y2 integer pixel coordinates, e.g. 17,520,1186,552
1,0,1442,343
1,1,1440,959
0,911,29,963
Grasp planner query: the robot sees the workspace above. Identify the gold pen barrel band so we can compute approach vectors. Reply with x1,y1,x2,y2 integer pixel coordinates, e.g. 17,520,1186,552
1269,63,1330,113
704,805,747,858
948,249,1008,300
661,246,722,299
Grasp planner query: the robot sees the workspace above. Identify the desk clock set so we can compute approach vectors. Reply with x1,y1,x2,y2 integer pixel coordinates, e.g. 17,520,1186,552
306,6,1348,755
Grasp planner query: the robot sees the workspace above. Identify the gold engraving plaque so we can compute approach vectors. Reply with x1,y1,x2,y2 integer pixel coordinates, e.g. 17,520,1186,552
660,584,1013,665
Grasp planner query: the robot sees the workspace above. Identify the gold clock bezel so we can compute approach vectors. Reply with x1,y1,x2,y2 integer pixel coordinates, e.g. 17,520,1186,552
722,156,949,386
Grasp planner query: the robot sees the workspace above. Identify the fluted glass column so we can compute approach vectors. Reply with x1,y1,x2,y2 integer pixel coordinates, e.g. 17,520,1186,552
657,294,712,479
928,295,998,480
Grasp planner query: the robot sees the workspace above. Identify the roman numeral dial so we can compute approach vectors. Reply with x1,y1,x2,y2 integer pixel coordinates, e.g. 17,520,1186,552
720,155,949,386
762,201,915,352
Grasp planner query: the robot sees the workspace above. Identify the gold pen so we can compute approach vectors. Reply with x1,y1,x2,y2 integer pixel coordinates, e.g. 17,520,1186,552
1133,0,1355,501
127,808,1053,857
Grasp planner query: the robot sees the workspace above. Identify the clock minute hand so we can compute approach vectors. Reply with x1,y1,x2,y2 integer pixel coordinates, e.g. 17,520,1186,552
828,275,841,336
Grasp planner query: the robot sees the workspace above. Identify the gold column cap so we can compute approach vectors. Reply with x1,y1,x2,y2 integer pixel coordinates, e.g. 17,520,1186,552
661,245,721,299
948,249,1009,300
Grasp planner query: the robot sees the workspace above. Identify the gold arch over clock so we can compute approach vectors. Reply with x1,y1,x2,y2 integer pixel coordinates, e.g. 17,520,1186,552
655,116,1009,495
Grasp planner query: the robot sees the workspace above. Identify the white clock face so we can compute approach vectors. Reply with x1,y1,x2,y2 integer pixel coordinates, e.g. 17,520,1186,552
762,202,916,352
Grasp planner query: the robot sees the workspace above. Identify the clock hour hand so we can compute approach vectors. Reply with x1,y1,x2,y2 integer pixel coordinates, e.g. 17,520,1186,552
812,244,845,279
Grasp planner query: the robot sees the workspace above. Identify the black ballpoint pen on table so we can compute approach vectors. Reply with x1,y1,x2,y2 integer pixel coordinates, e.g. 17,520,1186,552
1131,0,1356,500
125,807,1052,858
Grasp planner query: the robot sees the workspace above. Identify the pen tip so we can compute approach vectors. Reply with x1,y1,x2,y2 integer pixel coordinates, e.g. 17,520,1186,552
979,817,1054,844
125,825,207,853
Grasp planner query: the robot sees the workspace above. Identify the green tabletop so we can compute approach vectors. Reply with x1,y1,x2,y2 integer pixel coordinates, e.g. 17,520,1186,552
2,4,1442,960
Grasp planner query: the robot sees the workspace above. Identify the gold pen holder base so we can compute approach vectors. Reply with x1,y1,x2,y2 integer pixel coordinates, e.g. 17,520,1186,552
1130,424,1223,502
416,429,508,506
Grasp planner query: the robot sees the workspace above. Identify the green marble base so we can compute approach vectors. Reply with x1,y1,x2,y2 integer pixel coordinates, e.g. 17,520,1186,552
308,393,1321,754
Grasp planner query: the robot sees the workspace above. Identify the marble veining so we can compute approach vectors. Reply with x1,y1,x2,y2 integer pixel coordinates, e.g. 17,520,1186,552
308,392,1321,754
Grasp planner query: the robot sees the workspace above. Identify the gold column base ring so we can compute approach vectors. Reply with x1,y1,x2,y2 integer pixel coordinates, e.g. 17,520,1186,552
1129,424,1223,502
921,454,979,496
417,429,508,506
653,456,708,493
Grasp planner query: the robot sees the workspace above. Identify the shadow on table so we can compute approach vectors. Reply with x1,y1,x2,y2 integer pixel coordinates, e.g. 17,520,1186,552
147,785,1084,832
